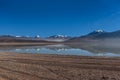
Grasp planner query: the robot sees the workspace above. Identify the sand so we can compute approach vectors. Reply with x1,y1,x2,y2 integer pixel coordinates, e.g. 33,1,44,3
0,52,120,80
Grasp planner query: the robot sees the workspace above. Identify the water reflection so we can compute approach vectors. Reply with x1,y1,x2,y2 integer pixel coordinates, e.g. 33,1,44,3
0,44,120,57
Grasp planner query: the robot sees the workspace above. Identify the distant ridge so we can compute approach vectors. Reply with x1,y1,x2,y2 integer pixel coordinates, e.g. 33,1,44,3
0,35,52,43
0,30,120,43
66,30,120,43
83,30,120,39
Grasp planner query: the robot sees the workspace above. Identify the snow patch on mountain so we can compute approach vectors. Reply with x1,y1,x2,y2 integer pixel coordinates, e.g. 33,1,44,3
95,29,104,33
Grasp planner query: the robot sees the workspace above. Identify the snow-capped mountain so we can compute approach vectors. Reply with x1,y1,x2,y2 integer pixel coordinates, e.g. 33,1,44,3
66,30,120,43
83,29,106,38
45,35,72,42
35,35,41,39
47,35,71,39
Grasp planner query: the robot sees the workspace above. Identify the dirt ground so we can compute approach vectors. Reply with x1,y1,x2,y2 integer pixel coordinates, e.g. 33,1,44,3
0,52,120,80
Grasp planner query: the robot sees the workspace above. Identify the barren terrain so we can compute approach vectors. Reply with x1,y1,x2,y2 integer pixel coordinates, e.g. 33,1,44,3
0,52,120,80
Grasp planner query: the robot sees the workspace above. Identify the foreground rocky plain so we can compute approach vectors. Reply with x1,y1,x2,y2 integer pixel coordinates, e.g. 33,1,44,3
0,52,120,80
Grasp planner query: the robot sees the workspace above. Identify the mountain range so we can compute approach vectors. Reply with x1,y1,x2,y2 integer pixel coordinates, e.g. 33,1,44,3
0,30,120,43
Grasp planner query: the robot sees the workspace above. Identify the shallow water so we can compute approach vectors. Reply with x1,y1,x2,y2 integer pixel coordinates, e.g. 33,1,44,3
0,44,120,57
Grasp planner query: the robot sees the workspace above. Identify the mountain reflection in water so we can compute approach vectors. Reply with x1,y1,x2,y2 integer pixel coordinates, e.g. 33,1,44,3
0,44,120,57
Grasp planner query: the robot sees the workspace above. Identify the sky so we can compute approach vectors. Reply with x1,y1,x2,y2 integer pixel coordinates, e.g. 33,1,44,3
0,0,120,37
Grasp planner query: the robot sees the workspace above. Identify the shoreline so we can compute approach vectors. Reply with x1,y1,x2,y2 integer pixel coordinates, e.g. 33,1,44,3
0,52,120,80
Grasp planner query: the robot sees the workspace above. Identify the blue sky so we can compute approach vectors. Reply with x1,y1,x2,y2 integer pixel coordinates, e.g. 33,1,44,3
0,0,120,37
